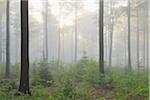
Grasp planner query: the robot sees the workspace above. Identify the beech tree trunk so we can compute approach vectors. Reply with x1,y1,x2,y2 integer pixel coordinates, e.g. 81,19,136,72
19,0,30,94
5,0,10,78
99,0,104,75
136,7,140,70
127,0,132,71
108,0,114,67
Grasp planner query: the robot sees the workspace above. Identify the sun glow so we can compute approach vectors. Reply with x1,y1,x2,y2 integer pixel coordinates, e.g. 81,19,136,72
29,0,97,28
50,0,97,28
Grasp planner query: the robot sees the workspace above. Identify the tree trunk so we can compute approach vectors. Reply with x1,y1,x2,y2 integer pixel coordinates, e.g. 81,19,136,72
43,0,48,62
74,1,78,63
0,18,2,64
99,0,104,75
127,0,132,71
143,18,146,68
62,30,65,62
108,0,114,67
136,7,140,70
19,0,30,94
5,0,10,78
58,4,61,65
146,0,149,68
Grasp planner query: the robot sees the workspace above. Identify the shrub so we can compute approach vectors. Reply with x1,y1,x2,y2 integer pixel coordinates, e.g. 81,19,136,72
31,61,53,87
0,79,18,96
109,69,149,97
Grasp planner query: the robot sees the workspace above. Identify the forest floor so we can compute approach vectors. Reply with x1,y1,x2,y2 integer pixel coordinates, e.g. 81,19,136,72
0,60,149,100
95,87,111,99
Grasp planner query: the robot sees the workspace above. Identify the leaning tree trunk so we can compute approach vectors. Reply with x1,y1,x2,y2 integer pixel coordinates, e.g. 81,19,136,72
5,0,10,78
19,0,30,94
99,0,104,75
127,0,132,71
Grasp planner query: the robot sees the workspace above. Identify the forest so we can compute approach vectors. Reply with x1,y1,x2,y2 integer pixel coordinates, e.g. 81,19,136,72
0,0,149,99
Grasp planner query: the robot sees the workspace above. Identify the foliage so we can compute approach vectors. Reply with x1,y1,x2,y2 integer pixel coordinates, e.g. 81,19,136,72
52,82,95,100
0,58,149,99
0,79,18,96
31,61,53,87
108,68,149,97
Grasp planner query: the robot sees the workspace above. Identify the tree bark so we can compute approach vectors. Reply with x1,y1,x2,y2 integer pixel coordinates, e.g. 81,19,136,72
136,7,140,70
5,0,10,78
99,0,104,75
127,0,132,71
57,3,61,65
108,0,114,67
43,0,48,62
74,1,78,63
19,0,30,94
146,0,149,68
0,18,2,64
143,18,146,68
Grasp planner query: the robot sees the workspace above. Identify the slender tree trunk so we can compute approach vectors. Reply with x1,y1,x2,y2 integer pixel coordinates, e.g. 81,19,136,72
6,0,10,78
136,7,140,70
1,18,4,65
74,1,78,62
146,0,149,68
58,4,61,65
43,39,45,61
62,30,65,62
99,0,104,75
143,19,146,68
108,0,114,67
2,18,5,65
44,0,48,62
72,28,74,63
15,33,19,64
19,0,30,94
0,18,2,64
58,27,61,64
105,26,108,66
127,0,132,71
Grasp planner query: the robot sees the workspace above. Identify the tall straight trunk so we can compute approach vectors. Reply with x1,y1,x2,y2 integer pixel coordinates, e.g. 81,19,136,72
146,0,149,68
99,0,104,75
43,0,48,62
62,30,65,62
1,18,4,65
143,19,146,68
105,26,108,65
42,40,45,61
58,4,61,65
136,7,140,69
58,27,61,64
108,0,114,67
127,0,132,71
19,0,30,94
15,33,19,63
0,19,2,64
74,1,78,62
72,28,74,63
6,0,10,77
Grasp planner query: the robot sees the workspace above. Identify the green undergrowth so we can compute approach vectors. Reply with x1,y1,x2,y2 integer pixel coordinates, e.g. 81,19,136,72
0,57,149,100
